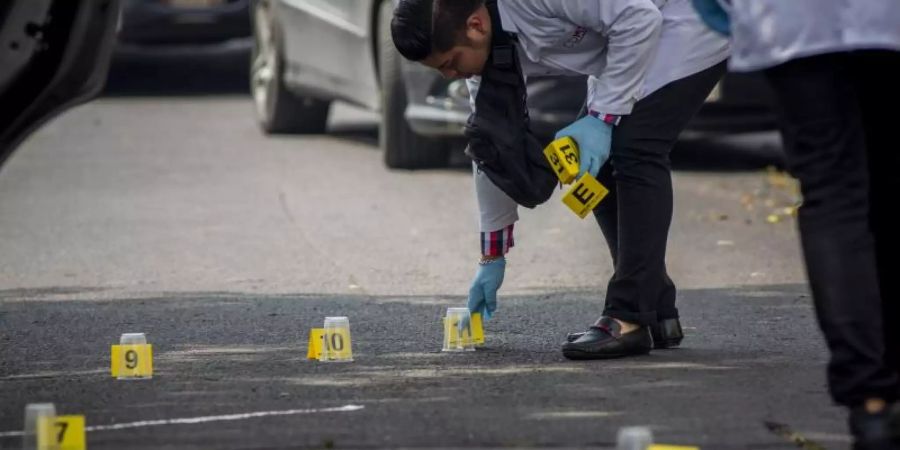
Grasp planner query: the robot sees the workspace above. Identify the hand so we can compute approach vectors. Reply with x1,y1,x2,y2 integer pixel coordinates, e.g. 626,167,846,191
467,257,506,321
554,115,612,179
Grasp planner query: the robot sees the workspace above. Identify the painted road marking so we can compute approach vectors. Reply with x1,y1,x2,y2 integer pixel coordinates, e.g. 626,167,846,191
0,405,364,438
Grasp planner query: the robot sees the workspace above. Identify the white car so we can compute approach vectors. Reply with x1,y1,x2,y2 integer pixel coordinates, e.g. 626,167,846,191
251,0,446,168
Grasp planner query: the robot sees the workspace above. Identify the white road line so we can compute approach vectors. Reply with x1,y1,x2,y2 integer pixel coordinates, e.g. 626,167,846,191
0,405,364,437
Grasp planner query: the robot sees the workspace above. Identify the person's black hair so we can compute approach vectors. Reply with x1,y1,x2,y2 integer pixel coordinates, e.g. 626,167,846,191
391,0,485,61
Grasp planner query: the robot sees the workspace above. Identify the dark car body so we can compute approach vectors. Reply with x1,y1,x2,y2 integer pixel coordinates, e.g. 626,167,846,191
0,0,121,166
116,0,251,55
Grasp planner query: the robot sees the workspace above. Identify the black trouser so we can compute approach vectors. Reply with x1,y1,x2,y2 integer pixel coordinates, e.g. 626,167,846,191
764,51,900,407
594,62,726,326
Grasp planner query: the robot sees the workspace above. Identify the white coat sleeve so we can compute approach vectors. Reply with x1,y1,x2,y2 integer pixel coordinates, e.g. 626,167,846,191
473,163,519,233
466,76,519,234
542,0,663,115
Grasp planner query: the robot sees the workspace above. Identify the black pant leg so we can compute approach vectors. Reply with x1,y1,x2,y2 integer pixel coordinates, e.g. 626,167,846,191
599,62,725,326
765,53,898,406
594,161,619,263
852,50,900,380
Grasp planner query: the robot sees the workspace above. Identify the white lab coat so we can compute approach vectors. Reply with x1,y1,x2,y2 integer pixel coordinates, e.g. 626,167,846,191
725,0,900,72
471,0,730,233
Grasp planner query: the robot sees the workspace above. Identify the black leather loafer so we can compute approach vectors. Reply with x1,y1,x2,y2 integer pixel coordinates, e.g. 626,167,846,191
562,317,652,360
650,318,683,349
566,318,683,350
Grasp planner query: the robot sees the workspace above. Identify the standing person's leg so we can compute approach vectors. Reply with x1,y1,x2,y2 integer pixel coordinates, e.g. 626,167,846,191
594,163,619,262
852,50,900,379
764,53,899,448
602,62,725,325
563,61,725,359
853,49,900,444
595,164,677,343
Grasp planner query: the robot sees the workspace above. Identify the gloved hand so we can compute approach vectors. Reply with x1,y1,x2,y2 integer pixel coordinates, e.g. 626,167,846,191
554,115,613,179
691,0,731,36
467,257,506,321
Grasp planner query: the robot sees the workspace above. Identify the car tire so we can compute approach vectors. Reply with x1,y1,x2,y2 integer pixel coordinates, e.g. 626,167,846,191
251,0,330,134
377,0,449,169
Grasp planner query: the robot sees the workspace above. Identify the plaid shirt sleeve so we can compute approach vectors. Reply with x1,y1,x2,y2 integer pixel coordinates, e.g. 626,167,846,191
480,224,515,257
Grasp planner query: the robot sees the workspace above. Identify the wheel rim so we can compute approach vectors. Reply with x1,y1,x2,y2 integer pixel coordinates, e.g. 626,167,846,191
251,3,276,120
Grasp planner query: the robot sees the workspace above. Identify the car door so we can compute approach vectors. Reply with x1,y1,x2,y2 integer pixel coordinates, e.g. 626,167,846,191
0,0,121,167
276,0,379,110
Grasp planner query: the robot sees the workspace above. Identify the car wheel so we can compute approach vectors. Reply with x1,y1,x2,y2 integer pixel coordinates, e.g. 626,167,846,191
251,0,330,134
377,0,449,169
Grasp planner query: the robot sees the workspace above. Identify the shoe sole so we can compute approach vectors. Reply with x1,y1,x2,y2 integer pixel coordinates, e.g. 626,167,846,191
566,334,682,350
653,339,682,349
562,348,651,360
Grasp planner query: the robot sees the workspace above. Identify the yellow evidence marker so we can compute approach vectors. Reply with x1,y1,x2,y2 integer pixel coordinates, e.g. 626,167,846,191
322,327,353,362
36,415,86,450
110,344,153,379
321,316,354,362
543,136,609,218
562,173,609,219
306,328,325,360
444,312,485,348
543,136,581,185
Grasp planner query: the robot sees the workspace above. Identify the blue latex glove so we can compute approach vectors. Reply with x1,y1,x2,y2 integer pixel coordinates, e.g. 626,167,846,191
554,115,613,179
691,0,731,36
467,257,506,321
